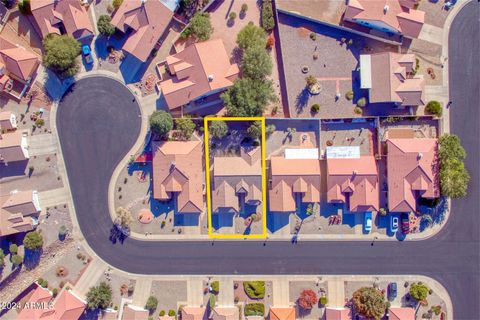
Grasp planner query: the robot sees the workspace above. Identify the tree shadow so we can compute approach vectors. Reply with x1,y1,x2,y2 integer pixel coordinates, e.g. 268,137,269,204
109,225,128,244
23,248,42,270
295,88,310,113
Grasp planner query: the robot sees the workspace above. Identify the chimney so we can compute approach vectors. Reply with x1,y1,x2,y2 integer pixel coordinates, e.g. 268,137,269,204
170,161,176,171
353,170,358,175
208,74,214,82
383,5,389,13
417,152,423,160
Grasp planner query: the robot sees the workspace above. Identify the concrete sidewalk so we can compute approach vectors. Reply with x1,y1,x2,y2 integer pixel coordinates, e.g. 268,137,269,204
272,278,290,307
75,259,108,298
327,279,345,308
28,133,57,156
187,278,204,306
132,278,153,306
418,23,444,46
217,278,234,306
38,187,69,209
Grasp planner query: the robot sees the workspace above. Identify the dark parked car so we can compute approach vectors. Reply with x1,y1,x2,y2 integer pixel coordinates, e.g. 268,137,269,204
401,213,410,234
388,282,398,300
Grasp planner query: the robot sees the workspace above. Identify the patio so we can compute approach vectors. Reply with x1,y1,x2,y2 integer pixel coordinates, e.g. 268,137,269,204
320,120,377,157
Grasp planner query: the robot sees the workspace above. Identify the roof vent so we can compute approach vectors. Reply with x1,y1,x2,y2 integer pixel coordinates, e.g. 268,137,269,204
170,161,176,171
417,152,423,160
353,170,358,175
383,5,389,13
208,74,214,82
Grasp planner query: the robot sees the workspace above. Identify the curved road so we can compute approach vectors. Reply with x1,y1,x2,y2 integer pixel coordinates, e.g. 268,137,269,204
57,3,479,319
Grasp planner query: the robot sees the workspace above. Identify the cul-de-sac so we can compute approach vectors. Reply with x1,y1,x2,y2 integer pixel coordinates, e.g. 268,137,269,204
0,0,478,319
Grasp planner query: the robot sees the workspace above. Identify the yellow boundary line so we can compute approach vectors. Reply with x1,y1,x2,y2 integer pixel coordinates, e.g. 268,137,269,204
204,117,267,239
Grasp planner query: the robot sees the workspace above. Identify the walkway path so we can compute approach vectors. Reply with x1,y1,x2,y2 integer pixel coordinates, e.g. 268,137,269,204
75,259,108,298
272,278,290,307
132,278,153,306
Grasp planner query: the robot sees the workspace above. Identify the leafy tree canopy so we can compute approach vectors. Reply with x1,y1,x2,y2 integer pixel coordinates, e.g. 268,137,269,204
188,12,213,41
149,111,173,137
409,283,429,302
209,121,228,139
97,15,116,37
241,45,272,80
86,282,112,310
222,78,276,117
23,231,43,250
352,287,386,320
43,35,81,77
176,117,196,140
236,22,267,51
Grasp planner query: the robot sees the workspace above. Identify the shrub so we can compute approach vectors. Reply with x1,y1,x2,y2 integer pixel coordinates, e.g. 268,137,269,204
425,100,442,117
145,296,158,311
97,15,115,37
310,33,317,41
168,309,176,316
298,290,318,310
23,231,43,250
0,249,4,267
261,0,275,31
410,283,429,302
438,134,470,198
311,104,320,113
112,0,123,10
348,39,353,45
188,12,213,41
319,296,328,306
209,121,228,139
305,75,317,87
43,35,81,77
222,78,276,117
241,45,272,80
35,118,45,127
243,281,265,299
357,97,367,107
229,12,237,20
266,35,275,48
237,22,267,51
354,107,363,115
86,282,112,310
247,121,262,140
18,0,31,15
378,208,387,216
149,111,173,137
211,281,220,294
9,244,18,255
345,90,354,100
12,254,23,267
352,287,386,319
241,3,248,12
175,117,196,140
209,294,215,308
159,310,166,316
59,225,67,237
266,124,276,136
244,303,265,316
52,288,58,297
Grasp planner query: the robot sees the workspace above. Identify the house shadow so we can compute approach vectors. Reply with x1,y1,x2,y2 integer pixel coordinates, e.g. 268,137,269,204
0,160,28,178
94,36,110,60
174,213,200,227
211,210,235,230
341,212,357,228
119,54,147,84
23,248,42,270
266,212,290,233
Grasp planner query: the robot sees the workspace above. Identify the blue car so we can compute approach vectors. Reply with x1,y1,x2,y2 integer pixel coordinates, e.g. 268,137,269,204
82,45,93,64
364,212,372,233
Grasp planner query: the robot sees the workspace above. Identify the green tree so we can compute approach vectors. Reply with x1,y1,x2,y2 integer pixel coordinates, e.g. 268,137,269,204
352,287,386,320
149,111,173,137
266,124,276,136
425,100,442,117
409,283,429,302
247,121,262,140
97,15,116,37
12,254,23,267
438,134,466,162
236,22,267,51
0,249,5,267
145,296,158,312
9,244,18,255
440,158,470,198
261,0,275,31
43,35,81,77
176,117,196,140
112,0,123,10
23,231,43,250
222,78,276,117
168,310,176,317
115,207,133,228
86,282,112,310
241,46,272,80
209,121,228,139
188,12,213,41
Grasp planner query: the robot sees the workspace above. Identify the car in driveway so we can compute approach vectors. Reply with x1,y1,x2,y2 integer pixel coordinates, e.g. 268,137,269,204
388,282,397,300
82,45,93,64
364,212,372,233
391,215,399,233
401,213,410,234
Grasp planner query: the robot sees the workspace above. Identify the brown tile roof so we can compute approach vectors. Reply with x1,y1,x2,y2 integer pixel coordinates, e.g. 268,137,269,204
160,39,239,110
122,304,149,320
212,307,239,320
212,147,262,213
368,52,425,106
152,140,204,213
31,0,94,40
0,190,41,237
182,307,206,320
327,156,379,212
387,138,439,212
111,0,174,62
269,156,321,212
0,111,16,130
325,308,352,320
0,131,28,163
344,0,424,38
389,307,415,320
269,307,295,320
0,36,40,82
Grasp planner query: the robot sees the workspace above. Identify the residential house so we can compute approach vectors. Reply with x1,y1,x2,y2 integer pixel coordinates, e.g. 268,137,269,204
0,130,29,164
30,0,94,42
212,147,262,214
343,0,425,39
111,0,174,62
152,140,204,214
181,306,206,320
325,307,352,320
122,304,149,320
0,111,17,130
387,138,439,212
160,39,239,111
269,155,321,213
0,36,40,99
327,156,379,212
0,190,41,237
17,284,86,320
360,52,425,107
268,307,296,320
212,307,239,320
389,307,416,320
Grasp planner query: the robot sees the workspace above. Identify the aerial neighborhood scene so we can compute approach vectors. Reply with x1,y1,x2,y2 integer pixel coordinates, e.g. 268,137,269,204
0,0,478,319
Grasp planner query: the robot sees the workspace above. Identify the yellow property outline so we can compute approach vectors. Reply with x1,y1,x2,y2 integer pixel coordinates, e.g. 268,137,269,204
204,117,267,239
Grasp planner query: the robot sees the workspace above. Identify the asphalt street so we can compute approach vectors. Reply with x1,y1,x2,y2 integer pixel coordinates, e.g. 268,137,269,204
56,3,479,319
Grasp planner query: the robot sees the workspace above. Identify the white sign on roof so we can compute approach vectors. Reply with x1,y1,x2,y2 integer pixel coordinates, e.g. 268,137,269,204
285,148,319,159
326,146,361,159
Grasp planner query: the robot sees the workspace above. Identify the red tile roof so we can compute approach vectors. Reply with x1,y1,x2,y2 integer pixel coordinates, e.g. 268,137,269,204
269,307,295,320
389,307,416,320
0,37,40,82
325,308,352,320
